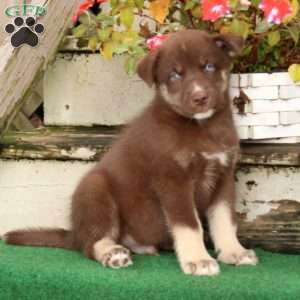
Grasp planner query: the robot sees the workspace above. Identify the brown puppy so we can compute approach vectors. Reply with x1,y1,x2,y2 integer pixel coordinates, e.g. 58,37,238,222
4,30,258,276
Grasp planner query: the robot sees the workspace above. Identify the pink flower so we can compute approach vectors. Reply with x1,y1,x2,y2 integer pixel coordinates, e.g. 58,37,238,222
72,0,107,24
202,0,231,22
259,0,292,24
146,34,168,51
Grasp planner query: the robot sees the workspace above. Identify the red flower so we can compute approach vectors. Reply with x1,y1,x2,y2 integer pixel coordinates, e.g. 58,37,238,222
259,0,292,24
202,0,231,22
146,34,168,51
72,0,107,24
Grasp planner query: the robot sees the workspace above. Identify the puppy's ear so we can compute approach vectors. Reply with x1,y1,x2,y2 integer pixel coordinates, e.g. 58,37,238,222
137,49,160,87
213,33,244,58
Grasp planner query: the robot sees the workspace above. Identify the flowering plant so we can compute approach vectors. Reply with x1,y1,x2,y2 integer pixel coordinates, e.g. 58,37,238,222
70,0,300,80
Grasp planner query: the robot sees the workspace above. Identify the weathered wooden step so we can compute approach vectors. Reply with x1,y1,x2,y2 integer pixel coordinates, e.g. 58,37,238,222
1,127,300,166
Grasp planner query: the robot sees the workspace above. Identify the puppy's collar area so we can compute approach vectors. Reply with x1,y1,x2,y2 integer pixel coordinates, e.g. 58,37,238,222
193,109,215,121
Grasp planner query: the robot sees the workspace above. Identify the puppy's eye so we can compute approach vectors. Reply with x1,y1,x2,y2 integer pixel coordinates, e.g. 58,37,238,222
169,71,182,81
204,63,216,73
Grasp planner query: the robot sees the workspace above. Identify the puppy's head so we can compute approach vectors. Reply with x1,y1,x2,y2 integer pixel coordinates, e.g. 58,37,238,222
138,30,243,121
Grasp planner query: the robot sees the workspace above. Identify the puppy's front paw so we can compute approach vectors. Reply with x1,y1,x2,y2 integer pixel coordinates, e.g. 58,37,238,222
182,259,220,276
218,249,258,266
101,246,133,269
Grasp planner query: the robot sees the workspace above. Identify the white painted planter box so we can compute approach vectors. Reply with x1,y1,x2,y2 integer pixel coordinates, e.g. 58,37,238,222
44,54,300,140
1,159,298,234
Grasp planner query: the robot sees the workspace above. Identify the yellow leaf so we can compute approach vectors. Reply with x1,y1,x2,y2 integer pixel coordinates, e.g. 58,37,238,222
288,64,300,82
149,0,170,24
88,36,98,52
284,0,299,23
112,31,123,43
101,42,114,60
191,5,200,18
229,19,250,39
120,7,134,30
122,30,139,43
97,27,113,42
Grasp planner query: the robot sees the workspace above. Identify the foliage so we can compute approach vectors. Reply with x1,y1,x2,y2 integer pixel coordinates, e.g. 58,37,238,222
71,0,300,79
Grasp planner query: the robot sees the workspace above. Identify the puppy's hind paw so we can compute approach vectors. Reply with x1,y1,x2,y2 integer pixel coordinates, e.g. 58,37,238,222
218,249,258,266
182,259,220,276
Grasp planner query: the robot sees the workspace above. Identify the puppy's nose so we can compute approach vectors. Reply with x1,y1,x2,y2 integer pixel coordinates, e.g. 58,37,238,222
191,91,209,106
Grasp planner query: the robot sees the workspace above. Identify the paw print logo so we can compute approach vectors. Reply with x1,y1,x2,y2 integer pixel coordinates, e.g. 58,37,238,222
5,17,44,48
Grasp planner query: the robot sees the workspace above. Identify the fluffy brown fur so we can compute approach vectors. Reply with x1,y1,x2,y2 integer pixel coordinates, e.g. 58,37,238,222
5,30,258,276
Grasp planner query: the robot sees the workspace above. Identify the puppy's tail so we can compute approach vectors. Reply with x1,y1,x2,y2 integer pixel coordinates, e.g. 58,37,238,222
3,228,74,250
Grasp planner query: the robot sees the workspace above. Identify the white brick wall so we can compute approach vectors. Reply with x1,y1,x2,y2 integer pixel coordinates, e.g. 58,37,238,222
249,72,298,87
234,112,279,126
228,72,300,140
229,74,239,88
250,99,300,113
280,112,300,125
237,126,250,139
279,86,300,99
242,86,279,99
280,99,300,111
250,100,281,113
250,124,300,139
239,74,250,87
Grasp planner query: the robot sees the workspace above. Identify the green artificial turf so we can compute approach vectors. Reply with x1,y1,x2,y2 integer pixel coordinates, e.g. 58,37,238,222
0,241,299,300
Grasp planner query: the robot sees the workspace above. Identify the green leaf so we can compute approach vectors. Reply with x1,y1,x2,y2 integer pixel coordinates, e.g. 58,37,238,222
120,7,134,29
184,0,196,10
72,24,88,38
88,36,98,52
124,55,138,75
242,45,253,56
229,19,249,39
97,27,113,42
255,20,270,33
257,44,267,63
78,12,96,26
288,64,300,82
267,31,280,47
96,14,114,27
130,45,146,57
134,0,144,9
288,25,299,45
114,43,130,55
251,0,260,6
230,0,239,9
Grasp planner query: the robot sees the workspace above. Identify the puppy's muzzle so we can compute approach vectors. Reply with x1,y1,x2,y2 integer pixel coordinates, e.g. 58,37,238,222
190,90,210,109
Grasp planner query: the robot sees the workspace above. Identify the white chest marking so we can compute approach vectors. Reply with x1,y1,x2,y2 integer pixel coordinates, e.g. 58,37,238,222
202,152,228,167
193,109,214,120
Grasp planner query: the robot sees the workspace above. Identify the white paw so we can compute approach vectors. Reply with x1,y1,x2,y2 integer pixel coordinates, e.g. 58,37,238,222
101,246,133,269
218,249,258,266
181,259,220,276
